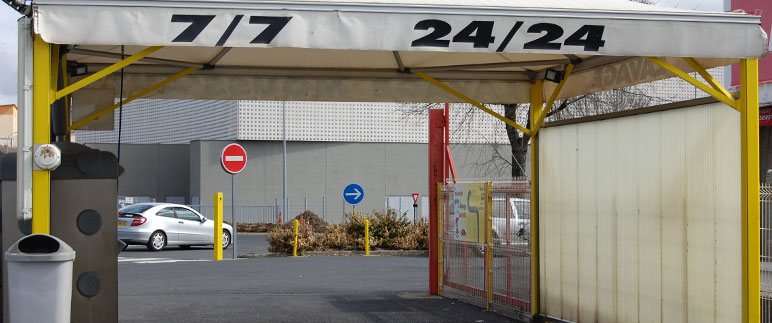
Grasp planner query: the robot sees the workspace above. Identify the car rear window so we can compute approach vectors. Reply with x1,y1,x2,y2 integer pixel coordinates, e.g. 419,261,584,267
119,204,153,214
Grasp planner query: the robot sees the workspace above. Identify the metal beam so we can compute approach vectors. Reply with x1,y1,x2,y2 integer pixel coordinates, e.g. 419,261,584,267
83,63,532,81
740,58,760,323
392,51,405,72
414,72,530,135
68,67,198,132
69,48,204,69
410,59,570,73
646,57,738,110
55,46,163,100
208,47,232,66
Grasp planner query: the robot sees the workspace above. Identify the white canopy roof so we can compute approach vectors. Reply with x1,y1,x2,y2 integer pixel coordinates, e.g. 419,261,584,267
31,0,769,105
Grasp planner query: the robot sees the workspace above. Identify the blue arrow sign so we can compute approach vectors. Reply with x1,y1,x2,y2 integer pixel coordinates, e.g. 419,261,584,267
343,183,364,205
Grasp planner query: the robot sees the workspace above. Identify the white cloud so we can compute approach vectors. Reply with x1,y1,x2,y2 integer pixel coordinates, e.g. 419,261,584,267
656,0,725,11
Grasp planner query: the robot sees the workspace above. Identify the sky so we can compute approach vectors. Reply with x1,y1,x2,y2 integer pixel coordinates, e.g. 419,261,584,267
0,0,727,106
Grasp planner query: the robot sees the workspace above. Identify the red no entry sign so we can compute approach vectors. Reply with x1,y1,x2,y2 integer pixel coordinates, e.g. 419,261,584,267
221,143,247,174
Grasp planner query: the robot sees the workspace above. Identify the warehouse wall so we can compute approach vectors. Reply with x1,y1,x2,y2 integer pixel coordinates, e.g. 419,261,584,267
190,140,512,222
538,102,741,322
89,144,190,202
86,141,512,222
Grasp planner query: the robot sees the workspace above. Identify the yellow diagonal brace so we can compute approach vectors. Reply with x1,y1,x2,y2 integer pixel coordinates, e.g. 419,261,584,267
56,46,163,100
532,64,574,134
414,72,530,136
647,57,738,111
68,67,197,132
683,57,734,101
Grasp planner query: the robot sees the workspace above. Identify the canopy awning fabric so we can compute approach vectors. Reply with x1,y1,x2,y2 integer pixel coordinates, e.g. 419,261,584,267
32,0,768,104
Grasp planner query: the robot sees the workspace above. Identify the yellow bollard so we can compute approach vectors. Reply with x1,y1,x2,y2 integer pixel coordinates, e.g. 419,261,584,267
214,192,223,261
292,219,299,257
365,219,370,255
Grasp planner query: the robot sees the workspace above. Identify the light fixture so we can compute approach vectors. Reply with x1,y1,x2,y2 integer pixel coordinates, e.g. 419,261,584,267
68,62,88,77
544,68,565,83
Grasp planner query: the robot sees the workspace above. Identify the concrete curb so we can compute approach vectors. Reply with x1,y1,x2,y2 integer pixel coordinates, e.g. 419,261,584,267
240,249,429,258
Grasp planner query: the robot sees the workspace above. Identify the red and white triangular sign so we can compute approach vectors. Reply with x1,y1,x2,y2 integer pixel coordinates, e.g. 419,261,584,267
412,193,420,204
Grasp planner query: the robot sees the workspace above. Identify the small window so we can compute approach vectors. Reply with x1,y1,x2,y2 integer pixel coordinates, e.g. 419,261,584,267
156,207,177,218
119,204,153,214
174,207,201,222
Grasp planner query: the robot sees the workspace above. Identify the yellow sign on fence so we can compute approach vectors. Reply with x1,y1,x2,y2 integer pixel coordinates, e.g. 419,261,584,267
450,183,487,243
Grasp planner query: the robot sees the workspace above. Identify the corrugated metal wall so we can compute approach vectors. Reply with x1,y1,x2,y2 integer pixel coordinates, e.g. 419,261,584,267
539,102,741,322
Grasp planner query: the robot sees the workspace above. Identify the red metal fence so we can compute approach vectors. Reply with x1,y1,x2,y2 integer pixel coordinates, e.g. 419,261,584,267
439,181,531,320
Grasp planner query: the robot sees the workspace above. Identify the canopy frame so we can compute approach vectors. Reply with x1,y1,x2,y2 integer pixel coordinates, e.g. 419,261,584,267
20,1,765,320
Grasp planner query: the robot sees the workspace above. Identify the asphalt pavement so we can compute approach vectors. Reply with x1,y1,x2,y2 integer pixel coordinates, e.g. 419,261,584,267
118,234,518,322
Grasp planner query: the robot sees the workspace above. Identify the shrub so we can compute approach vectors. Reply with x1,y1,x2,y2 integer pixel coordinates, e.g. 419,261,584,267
293,210,329,233
267,208,428,253
267,220,320,254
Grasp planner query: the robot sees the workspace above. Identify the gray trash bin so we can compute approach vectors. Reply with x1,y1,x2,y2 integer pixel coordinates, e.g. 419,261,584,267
5,234,75,323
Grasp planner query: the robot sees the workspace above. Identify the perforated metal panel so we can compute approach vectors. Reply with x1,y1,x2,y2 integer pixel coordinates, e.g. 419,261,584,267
236,101,510,144
72,99,238,144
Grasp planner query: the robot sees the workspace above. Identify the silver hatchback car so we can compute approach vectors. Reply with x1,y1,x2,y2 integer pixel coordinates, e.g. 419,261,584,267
118,203,233,251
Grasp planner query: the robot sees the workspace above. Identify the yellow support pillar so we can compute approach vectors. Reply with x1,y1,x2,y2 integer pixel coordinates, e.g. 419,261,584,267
740,58,760,323
529,80,543,316
32,35,52,234
293,219,299,257
214,192,223,261
365,220,370,255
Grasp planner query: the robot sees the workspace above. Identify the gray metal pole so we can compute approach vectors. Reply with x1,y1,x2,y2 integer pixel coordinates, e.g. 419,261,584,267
304,197,307,212
282,101,287,223
232,174,237,259
322,197,326,221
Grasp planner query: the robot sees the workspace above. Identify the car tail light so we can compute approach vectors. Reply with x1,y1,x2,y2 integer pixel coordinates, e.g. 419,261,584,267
131,216,147,226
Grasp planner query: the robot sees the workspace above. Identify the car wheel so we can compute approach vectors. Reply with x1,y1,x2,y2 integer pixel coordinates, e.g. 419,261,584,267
146,231,167,251
222,230,232,249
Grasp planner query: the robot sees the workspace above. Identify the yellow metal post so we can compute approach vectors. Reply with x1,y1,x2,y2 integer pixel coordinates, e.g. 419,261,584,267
214,193,223,261
32,35,52,234
293,219,299,257
740,58,760,323
365,220,370,255
485,182,493,310
529,80,543,316
437,182,444,295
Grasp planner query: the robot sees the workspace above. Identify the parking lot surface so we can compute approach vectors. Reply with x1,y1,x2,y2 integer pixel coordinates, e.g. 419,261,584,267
119,235,516,322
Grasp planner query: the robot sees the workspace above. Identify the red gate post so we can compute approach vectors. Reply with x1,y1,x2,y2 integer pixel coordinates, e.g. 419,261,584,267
429,109,445,295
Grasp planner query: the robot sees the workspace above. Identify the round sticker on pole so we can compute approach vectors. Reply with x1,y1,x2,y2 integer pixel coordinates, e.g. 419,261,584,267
221,143,247,174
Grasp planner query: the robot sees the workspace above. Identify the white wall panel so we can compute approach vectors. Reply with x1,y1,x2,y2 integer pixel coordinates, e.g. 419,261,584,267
539,102,741,322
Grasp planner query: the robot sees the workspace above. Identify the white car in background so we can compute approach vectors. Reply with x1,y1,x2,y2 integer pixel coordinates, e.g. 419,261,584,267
490,197,530,244
118,203,233,251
